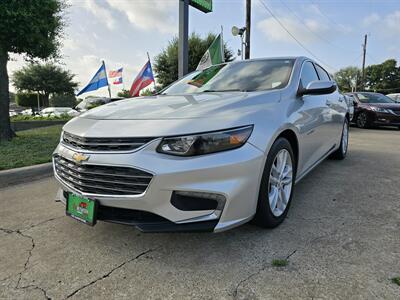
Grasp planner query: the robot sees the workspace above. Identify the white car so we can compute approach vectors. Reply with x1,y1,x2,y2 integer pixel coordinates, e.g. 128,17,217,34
21,108,34,116
386,93,400,103
40,107,79,117
53,57,349,232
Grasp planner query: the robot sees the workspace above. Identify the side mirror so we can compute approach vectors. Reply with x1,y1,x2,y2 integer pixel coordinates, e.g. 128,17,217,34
298,80,337,96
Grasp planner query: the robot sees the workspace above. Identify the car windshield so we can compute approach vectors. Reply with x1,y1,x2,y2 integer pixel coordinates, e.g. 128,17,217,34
356,93,395,103
161,59,295,95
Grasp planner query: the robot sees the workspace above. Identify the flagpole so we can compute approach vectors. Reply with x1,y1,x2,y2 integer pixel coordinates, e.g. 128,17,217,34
147,52,157,92
220,25,224,62
102,60,112,98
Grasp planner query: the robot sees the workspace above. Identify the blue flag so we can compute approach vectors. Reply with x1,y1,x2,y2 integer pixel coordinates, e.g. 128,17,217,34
76,62,109,96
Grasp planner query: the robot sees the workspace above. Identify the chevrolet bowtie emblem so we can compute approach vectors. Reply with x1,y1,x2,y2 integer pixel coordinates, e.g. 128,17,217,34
72,152,90,163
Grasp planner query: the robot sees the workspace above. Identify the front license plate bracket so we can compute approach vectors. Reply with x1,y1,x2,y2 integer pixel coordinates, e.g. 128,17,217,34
66,193,98,226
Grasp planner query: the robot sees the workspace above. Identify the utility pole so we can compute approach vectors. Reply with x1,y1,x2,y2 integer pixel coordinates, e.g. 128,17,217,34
178,0,189,78
361,34,367,90
245,0,251,59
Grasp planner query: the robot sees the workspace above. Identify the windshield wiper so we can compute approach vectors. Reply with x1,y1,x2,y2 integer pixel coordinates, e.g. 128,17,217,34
202,89,247,93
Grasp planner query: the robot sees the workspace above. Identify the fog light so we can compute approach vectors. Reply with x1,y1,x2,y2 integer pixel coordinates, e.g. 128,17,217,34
171,191,226,211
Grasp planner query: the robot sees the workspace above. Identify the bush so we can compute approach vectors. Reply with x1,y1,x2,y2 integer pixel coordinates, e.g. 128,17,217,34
50,93,77,107
11,114,73,122
15,93,44,108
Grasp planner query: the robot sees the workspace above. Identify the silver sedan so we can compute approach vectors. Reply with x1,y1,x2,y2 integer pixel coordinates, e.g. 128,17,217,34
53,57,349,232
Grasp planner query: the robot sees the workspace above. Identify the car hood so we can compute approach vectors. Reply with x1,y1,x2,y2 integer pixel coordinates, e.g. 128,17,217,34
80,92,272,120
63,91,280,137
365,103,400,110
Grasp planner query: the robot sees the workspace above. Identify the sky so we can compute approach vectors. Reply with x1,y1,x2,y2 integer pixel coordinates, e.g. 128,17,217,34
8,0,400,97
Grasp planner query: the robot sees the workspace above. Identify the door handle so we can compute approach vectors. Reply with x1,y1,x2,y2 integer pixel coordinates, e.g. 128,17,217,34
326,100,333,106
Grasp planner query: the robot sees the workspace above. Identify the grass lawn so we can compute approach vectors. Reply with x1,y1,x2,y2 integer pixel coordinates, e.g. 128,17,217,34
0,125,63,170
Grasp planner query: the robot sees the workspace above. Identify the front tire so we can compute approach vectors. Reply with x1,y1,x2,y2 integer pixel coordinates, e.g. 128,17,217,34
253,138,295,228
356,112,370,128
330,118,349,160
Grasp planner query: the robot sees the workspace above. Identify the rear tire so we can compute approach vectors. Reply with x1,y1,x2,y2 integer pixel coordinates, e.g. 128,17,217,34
330,118,349,160
253,138,296,228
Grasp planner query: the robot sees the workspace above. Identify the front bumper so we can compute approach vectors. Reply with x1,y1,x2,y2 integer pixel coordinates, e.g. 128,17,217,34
372,112,400,126
54,139,265,232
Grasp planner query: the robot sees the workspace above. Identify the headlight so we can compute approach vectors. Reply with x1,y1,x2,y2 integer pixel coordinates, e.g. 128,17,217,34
157,125,253,156
370,106,392,114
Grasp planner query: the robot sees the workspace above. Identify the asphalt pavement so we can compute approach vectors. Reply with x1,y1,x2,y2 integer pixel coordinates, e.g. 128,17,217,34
1,127,399,299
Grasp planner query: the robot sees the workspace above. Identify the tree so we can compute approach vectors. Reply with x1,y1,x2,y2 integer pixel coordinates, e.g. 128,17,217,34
50,93,77,107
117,89,131,98
334,67,362,93
13,63,77,107
153,33,234,88
15,93,44,113
0,0,65,141
364,59,400,94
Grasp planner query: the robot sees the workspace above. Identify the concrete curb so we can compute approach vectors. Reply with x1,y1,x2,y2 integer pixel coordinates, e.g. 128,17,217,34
0,162,53,189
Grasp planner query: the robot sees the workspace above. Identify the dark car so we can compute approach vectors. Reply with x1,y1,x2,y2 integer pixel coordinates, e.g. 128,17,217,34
345,92,400,129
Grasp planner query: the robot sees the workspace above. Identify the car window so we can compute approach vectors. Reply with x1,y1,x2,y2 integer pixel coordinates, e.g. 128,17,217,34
356,93,394,103
161,59,295,95
315,64,331,81
300,61,319,88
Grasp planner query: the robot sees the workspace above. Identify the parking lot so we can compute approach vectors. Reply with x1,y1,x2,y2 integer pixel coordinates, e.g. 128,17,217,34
0,127,399,299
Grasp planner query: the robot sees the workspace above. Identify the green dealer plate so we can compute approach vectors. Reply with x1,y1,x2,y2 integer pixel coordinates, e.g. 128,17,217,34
66,194,98,226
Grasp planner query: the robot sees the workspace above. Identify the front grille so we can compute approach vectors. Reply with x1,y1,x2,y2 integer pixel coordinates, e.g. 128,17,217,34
54,155,152,195
62,131,155,152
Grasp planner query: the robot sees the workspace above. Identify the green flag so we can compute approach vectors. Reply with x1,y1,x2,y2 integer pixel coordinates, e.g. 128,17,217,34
197,33,224,71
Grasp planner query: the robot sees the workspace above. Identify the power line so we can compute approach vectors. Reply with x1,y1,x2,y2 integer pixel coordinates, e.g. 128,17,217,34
257,0,337,72
278,0,355,53
309,0,348,32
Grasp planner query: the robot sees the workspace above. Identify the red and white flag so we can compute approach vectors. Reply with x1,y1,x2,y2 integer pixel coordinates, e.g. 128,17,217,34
129,61,155,97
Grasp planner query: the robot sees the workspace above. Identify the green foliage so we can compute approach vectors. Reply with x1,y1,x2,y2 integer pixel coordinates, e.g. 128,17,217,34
50,93,76,107
0,125,63,170
117,89,131,98
334,67,362,93
271,259,288,267
11,114,72,122
0,0,66,141
365,59,400,93
12,63,78,106
140,88,156,96
15,93,43,108
153,32,234,88
392,277,400,286
0,0,65,59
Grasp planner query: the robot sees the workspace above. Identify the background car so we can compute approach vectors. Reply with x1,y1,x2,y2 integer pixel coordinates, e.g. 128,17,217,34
9,110,19,117
21,108,35,116
40,107,79,117
386,93,400,103
346,92,400,129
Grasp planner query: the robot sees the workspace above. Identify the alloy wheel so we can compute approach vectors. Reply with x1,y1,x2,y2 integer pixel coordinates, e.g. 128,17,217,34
268,149,293,217
357,113,367,128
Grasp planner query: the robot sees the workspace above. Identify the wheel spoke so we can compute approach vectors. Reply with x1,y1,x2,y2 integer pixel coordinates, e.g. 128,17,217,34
269,174,279,185
279,188,288,205
278,151,287,174
269,186,279,209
